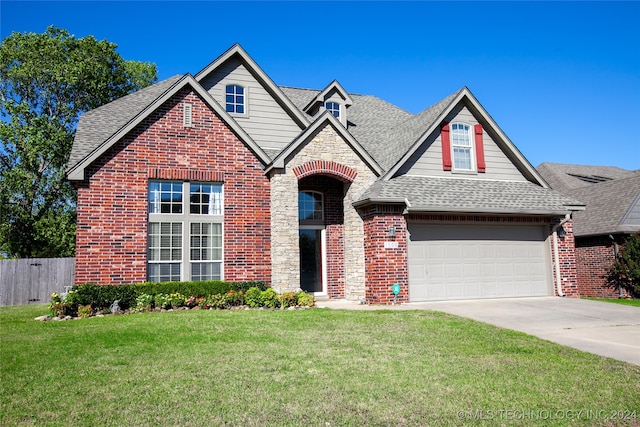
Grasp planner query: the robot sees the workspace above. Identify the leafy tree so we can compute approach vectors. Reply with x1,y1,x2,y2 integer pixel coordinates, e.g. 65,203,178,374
606,234,640,298
0,26,157,258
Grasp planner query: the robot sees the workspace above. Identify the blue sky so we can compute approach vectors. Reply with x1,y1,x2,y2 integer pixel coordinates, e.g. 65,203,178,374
2,1,639,170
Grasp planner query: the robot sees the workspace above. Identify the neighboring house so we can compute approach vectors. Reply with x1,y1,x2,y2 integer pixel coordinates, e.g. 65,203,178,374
67,44,585,304
537,163,640,298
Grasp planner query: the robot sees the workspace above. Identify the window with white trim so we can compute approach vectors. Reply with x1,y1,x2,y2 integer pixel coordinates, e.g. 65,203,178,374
225,84,245,114
148,181,223,282
325,101,340,119
451,123,474,170
298,191,323,221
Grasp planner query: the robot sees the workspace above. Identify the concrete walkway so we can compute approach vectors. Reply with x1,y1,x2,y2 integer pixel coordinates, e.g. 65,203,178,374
315,297,640,365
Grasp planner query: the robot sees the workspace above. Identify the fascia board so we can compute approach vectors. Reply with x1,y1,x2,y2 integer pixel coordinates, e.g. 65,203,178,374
381,90,463,180
266,112,383,176
461,89,550,188
352,197,409,208
67,75,189,180
405,206,576,216
195,44,310,129
303,80,354,112
381,88,550,188
67,74,270,181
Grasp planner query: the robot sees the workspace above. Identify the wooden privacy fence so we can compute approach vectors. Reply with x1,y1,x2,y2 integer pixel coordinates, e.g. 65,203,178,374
0,258,75,307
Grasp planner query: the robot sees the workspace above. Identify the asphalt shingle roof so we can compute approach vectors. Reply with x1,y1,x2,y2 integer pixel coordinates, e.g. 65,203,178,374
68,75,183,169
358,175,582,215
537,163,640,236
536,162,635,194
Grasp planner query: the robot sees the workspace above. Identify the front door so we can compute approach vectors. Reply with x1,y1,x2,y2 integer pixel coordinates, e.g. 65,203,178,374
299,228,324,293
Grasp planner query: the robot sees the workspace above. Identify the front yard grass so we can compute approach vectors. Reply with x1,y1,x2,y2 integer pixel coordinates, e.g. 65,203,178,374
582,297,640,307
1,304,639,426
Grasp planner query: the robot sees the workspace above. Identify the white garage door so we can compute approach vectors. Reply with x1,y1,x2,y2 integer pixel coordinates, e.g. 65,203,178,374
408,224,551,302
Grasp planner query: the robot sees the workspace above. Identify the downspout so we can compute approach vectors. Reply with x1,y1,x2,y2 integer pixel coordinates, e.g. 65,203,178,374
552,214,571,297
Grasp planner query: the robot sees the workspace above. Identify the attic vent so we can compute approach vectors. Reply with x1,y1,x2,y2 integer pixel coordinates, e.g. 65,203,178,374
183,103,193,127
567,173,613,184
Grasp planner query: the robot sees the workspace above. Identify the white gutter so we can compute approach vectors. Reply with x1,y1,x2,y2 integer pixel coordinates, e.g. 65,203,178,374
552,213,571,297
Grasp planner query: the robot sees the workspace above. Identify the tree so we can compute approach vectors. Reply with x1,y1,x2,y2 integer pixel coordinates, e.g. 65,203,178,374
606,234,640,298
0,26,157,258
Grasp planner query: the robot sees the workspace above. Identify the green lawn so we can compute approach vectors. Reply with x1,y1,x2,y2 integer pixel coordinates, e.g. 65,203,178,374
582,297,640,307
1,305,639,426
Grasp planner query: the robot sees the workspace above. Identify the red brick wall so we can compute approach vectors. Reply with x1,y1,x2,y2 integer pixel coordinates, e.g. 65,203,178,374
74,88,271,285
550,218,580,297
361,205,409,304
575,235,630,298
298,175,346,298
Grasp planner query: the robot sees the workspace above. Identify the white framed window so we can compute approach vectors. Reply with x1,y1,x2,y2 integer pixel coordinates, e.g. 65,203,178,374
325,101,340,119
148,181,223,282
298,191,324,221
451,123,474,171
225,84,245,114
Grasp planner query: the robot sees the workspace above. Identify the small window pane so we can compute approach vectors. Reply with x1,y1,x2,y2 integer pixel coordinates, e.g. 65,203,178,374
149,181,182,214
225,84,245,114
299,191,323,221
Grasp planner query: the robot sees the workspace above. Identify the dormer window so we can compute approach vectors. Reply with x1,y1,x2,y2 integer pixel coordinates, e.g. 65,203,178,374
225,84,245,114
325,102,340,119
451,123,474,170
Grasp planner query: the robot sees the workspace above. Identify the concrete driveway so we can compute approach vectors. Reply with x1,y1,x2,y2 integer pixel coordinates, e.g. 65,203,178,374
316,297,640,365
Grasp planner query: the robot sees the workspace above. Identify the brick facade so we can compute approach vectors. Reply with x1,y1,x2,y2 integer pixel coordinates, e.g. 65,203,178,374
74,88,271,285
549,218,579,297
575,235,630,298
361,205,409,304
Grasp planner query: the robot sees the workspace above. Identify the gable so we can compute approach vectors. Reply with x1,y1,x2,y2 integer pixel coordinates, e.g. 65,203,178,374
198,55,303,153
268,112,382,177
396,104,527,181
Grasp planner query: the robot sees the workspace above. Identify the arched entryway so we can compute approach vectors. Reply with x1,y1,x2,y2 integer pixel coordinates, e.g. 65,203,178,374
297,174,347,298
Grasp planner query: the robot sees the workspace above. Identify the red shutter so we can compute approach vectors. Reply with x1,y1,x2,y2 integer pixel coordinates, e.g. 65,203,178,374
474,124,486,173
441,123,452,171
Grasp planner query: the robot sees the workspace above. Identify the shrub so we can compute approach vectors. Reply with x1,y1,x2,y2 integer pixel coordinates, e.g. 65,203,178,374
168,292,186,309
134,293,154,313
225,290,244,307
279,291,297,308
49,292,70,317
185,295,198,308
261,288,279,309
204,294,227,309
245,287,263,308
296,291,315,307
77,304,93,319
154,293,171,310
67,284,136,313
606,233,640,298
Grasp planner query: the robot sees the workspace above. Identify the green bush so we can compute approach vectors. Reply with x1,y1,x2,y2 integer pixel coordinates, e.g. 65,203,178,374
279,291,297,308
66,284,136,313
204,294,227,309
154,293,171,310
77,304,93,319
245,287,263,307
296,291,315,307
606,233,640,298
225,290,244,307
261,288,279,309
134,293,153,313
168,292,186,308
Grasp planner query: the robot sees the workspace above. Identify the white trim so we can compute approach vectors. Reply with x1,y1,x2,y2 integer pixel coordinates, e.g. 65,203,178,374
450,122,476,172
299,225,327,296
147,180,224,282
